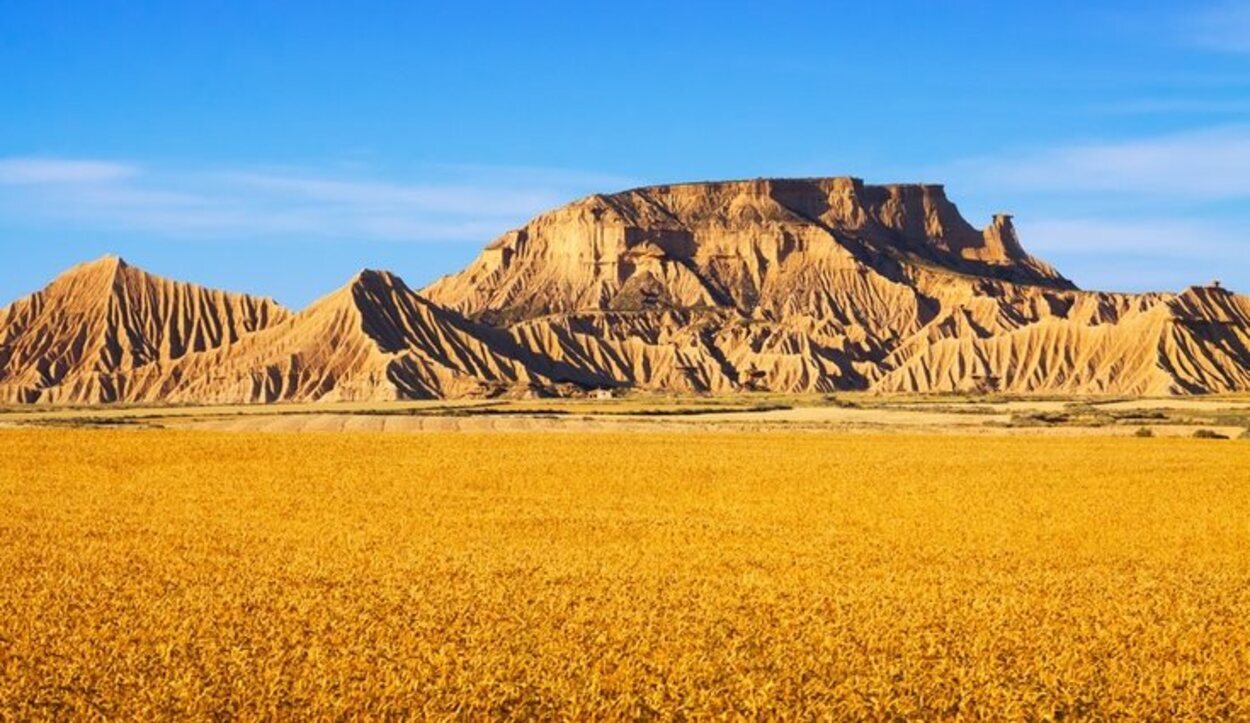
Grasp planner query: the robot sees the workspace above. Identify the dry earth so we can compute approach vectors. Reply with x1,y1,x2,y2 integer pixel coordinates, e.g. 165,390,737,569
4,178,1249,405
4,395,1248,438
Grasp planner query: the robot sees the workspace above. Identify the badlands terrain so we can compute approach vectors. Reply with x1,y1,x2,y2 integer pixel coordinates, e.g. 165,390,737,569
4,178,1250,718
2,177,1249,406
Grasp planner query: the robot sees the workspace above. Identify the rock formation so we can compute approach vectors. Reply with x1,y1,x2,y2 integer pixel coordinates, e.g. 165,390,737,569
125,269,596,403
425,178,1248,396
0,256,288,403
423,178,1071,324
2,177,1248,403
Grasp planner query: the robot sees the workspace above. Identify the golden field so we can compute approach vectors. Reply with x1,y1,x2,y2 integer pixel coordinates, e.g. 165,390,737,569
1,429,1249,719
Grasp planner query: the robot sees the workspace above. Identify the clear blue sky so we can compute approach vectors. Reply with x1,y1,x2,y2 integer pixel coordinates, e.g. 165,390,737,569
2,0,1248,307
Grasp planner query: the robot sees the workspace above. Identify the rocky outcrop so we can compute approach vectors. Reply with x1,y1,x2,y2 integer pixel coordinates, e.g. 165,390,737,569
420,177,1247,397
1,177,1247,403
0,256,288,403
422,177,1072,325
121,269,600,403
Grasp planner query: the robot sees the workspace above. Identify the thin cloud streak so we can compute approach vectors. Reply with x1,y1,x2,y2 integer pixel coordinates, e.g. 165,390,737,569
1089,98,1250,115
952,126,1250,198
936,125,1250,292
224,172,571,217
1017,217,1242,292
0,158,634,242
1189,0,1250,53
1017,218,1244,261
0,158,138,185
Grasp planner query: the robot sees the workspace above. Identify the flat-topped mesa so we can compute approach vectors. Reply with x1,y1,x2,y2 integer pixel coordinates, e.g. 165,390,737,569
4,237,1250,401
8,177,1248,403
423,176,1074,323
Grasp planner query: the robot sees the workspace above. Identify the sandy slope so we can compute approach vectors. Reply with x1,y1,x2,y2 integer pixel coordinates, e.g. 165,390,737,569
2,177,1248,403
424,177,1250,396
0,256,287,403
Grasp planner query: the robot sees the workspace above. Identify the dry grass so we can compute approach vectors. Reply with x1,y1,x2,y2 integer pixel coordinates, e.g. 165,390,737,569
1,429,1248,718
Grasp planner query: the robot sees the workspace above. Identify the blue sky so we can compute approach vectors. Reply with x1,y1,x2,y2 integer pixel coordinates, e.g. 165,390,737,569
1,0,1248,307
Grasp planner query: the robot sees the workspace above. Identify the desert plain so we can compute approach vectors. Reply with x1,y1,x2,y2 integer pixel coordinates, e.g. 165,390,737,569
2,396,1250,718
3,177,1250,718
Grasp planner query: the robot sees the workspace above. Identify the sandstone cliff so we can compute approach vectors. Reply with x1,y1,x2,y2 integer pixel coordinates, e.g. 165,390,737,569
2,177,1247,403
422,177,1248,396
423,177,1071,324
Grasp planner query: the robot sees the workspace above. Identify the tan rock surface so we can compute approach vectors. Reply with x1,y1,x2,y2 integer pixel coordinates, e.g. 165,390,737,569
0,256,288,403
425,178,1250,396
125,269,597,403
3,177,1248,402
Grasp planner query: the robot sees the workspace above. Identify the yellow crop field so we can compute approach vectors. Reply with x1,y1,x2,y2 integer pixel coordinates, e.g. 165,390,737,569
1,429,1249,719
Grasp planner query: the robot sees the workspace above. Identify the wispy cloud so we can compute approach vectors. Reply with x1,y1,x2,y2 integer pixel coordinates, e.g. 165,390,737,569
0,158,137,185
1017,218,1244,260
952,125,1250,198
1189,0,1250,53
1090,98,1250,116
224,173,564,218
1012,217,1247,292
0,159,634,242
936,125,1250,292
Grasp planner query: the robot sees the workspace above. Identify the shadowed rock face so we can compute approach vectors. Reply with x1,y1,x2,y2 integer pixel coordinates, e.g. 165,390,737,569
0,256,289,403
2,178,1249,402
128,269,601,404
417,177,1249,396
422,177,1072,324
